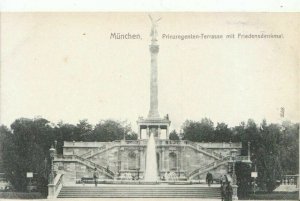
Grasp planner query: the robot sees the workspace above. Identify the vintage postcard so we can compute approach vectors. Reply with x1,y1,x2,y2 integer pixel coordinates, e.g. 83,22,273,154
0,12,299,200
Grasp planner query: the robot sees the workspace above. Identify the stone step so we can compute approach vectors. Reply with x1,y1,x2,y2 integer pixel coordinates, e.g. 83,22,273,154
58,186,221,198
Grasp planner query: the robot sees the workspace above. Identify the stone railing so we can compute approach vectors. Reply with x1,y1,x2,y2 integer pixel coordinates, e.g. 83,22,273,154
188,156,231,179
73,155,115,177
55,154,114,178
197,142,242,149
196,144,223,160
236,155,250,162
85,141,147,159
64,141,107,147
85,144,116,159
48,173,63,199
80,150,92,158
157,140,183,145
282,175,299,186
114,140,147,145
156,140,223,160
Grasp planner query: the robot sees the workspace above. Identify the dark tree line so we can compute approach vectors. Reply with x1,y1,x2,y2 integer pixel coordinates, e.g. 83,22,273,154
180,118,299,193
0,117,298,195
0,118,137,193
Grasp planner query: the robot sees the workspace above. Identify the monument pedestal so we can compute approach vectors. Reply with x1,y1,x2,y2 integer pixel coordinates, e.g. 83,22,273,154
137,117,171,139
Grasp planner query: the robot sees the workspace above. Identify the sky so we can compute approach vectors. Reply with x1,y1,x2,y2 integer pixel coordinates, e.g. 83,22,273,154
1,13,299,131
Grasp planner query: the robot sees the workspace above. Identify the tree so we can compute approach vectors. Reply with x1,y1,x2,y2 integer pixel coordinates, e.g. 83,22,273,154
0,125,12,179
54,122,78,154
236,162,251,198
86,120,133,142
279,121,299,175
76,119,93,140
169,130,180,140
252,120,282,192
182,118,214,142
214,122,233,142
2,118,54,193
125,132,138,140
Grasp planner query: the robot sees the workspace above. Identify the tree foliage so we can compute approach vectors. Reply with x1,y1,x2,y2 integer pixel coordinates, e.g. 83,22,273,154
181,118,299,192
1,118,53,193
0,118,137,193
169,130,180,140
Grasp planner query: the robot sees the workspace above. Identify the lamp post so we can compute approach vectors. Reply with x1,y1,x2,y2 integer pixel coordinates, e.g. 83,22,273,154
49,146,55,184
230,149,238,200
231,149,237,185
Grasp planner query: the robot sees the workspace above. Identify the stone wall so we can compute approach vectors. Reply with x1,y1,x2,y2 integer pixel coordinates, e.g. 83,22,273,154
54,140,242,184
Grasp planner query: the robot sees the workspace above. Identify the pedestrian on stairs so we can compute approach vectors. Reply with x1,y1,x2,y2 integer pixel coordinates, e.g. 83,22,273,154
206,172,213,187
93,168,98,187
225,181,233,201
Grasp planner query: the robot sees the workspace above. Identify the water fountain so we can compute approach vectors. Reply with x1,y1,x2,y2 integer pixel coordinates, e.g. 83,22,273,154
144,132,157,181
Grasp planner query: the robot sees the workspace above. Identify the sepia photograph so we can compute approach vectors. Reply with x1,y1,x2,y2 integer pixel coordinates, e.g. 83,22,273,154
0,12,299,200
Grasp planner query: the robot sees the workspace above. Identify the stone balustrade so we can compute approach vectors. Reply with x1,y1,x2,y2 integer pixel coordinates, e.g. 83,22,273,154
282,175,299,186
48,173,64,199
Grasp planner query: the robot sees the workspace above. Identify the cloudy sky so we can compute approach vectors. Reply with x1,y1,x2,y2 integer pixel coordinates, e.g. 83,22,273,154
1,13,299,131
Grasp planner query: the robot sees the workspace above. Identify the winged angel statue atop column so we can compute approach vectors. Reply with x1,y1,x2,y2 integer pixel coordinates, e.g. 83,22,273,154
149,14,162,41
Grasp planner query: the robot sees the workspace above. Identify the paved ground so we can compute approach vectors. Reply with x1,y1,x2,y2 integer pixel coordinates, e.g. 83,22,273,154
66,183,221,187
3,199,299,201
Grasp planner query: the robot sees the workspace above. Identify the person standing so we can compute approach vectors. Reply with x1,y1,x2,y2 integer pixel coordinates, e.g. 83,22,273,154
93,168,98,187
206,172,213,187
220,175,227,201
225,181,233,201
221,181,227,201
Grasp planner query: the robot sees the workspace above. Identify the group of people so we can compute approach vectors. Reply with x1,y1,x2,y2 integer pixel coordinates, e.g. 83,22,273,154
162,171,178,181
206,172,233,201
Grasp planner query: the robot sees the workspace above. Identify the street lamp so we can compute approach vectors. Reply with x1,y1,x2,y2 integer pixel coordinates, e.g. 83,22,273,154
49,146,55,184
231,149,238,185
230,149,238,200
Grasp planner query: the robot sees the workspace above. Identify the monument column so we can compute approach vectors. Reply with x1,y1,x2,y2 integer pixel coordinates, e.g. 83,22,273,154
136,16,170,141
148,42,160,119
138,126,141,139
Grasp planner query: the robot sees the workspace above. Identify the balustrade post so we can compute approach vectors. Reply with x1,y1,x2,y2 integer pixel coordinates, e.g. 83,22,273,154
232,184,238,200
48,146,56,198
230,149,238,200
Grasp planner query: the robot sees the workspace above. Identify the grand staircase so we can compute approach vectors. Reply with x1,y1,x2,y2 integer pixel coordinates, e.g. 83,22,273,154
57,185,221,198
188,156,231,179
